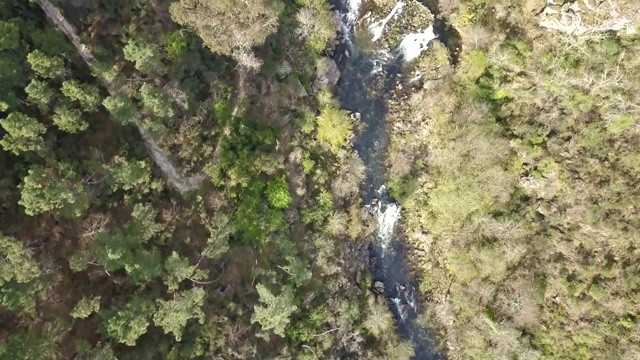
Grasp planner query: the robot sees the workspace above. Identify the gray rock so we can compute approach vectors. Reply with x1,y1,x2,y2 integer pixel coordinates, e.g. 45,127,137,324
312,58,341,92
289,78,308,98
373,280,385,294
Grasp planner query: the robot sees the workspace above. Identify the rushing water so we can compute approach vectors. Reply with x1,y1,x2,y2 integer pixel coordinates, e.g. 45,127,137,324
332,1,444,359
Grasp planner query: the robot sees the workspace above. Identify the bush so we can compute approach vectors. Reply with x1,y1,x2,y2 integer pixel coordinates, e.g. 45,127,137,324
266,176,292,209
316,107,353,153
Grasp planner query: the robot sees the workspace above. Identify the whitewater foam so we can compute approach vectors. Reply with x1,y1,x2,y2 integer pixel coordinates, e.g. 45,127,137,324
391,297,407,320
369,1,405,42
375,203,402,251
343,0,363,35
396,26,437,62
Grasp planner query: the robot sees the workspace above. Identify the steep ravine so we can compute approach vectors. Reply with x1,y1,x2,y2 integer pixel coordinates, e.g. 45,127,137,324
332,0,448,358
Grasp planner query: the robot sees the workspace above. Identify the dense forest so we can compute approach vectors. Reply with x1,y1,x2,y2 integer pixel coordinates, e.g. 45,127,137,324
0,0,638,359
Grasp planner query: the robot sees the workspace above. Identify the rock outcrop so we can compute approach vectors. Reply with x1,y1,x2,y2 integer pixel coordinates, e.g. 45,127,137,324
312,58,341,92
539,0,636,35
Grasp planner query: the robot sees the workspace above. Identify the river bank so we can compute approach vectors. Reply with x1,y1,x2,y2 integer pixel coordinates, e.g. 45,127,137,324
330,0,455,358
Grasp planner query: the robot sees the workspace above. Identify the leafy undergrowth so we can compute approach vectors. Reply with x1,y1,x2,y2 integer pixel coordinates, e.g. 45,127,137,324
386,0,640,359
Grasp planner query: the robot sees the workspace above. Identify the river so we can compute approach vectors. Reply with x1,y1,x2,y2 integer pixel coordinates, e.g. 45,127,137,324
331,0,445,359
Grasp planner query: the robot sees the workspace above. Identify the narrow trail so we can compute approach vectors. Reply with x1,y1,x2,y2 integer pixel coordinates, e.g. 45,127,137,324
39,0,205,193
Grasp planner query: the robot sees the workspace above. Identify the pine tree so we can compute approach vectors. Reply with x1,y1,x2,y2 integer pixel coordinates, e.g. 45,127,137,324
101,298,155,346
103,94,137,124
153,287,206,341
0,20,20,51
0,233,40,286
163,252,205,291
61,80,101,112
106,155,154,192
52,104,88,133
0,112,46,155
18,163,89,218
27,50,65,78
123,38,163,75
139,83,173,118
266,175,292,209
71,296,102,319
251,284,297,336
25,79,56,112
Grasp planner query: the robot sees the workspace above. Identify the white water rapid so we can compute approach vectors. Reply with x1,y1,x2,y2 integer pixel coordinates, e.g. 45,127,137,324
373,202,402,252
396,26,438,62
369,1,405,41
336,1,444,357
342,0,363,36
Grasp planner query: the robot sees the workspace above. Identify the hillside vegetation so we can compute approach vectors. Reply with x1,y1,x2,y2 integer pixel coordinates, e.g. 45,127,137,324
389,0,640,358
0,0,409,358
1,0,639,359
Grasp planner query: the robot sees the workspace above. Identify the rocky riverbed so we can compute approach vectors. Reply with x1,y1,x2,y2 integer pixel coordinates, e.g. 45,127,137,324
327,0,456,358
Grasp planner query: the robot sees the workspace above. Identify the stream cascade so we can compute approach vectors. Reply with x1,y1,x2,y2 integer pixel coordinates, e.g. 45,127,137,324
332,0,445,359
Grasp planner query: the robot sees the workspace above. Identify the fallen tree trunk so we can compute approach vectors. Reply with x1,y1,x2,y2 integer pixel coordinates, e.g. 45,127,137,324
38,0,205,192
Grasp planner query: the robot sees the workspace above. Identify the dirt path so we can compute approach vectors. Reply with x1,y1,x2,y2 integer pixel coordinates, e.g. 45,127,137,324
38,0,205,193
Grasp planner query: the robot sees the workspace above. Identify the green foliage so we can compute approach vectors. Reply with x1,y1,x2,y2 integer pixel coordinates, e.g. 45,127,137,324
130,203,164,241
95,229,162,283
266,175,292,209
0,20,20,51
210,115,276,187
139,83,174,118
0,328,58,360
0,277,47,315
0,48,25,101
0,112,46,155
71,296,102,319
287,305,329,343
316,106,353,153
95,204,164,282
27,50,65,78
153,287,206,341
299,107,316,134
202,213,233,260
52,104,89,133
282,256,312,287
123,38,163,75
458,50,487,83
61,80,101,112
295,0,335,53
235,180,285,244
251,283,297,337
18,163,89,218
163,252,202,291
302,151,315,174
30,28,70,56
103,94,137,124
107,155,155,192
0,233,40,285
102,298,155,346
25,79,55,112
363,296,394,337
164,31,188,59
606,114,633,135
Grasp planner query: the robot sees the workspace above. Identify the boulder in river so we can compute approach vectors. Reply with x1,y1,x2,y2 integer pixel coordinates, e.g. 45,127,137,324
312,57,341,92
373,280,385,294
